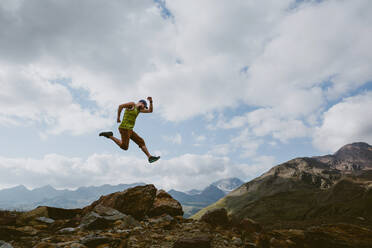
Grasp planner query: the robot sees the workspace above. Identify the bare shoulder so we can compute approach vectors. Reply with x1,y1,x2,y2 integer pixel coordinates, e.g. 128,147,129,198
119,102,135,109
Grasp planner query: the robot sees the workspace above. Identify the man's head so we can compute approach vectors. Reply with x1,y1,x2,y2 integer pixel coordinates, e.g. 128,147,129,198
138,99,148,109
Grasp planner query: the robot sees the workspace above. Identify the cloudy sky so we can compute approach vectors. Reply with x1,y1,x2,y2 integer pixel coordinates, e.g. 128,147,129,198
0,0,371,191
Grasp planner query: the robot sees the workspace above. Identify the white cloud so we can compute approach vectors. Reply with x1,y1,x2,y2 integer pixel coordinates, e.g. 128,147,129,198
231,129,263,158
0,0,371,137
163,133,182,145
243,0,372,109
217,108,311,143
313,91,372,153
0,65,111,135
0,152,272,191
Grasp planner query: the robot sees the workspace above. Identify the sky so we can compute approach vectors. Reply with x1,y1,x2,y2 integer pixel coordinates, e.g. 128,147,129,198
0,0,371,191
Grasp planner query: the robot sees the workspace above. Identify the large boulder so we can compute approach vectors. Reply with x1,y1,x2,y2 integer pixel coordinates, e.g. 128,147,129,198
149,190,183,217
84,184,157,220
200,208,229,227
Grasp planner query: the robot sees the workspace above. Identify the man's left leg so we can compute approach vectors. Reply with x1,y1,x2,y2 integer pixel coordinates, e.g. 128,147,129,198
130,131,151,158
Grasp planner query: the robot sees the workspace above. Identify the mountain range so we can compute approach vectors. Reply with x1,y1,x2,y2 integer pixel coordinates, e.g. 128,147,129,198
0,178,243,217
0,183,145,210
193,142,372,230
168,178,243,217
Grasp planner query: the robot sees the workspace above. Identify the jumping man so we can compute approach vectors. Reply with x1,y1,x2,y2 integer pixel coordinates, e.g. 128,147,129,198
99,97,160,163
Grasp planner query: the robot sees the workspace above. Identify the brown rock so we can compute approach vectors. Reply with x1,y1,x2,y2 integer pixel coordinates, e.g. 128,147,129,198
80,235,117,248
149,190,183,217
237,218,262,233
84,184,157,220
79,212,112,230
0,211,17,226
200,208,229,227
19,206,81,223
0,226,30,241
256,234,270,248
0,241,13,248
33,243,56,248
173,235,211,248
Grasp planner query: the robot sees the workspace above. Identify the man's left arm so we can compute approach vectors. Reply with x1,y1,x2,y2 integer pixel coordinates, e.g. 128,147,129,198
141,96,153,113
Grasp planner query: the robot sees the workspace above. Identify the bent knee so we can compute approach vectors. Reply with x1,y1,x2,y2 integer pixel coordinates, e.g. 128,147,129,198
120,144,129,150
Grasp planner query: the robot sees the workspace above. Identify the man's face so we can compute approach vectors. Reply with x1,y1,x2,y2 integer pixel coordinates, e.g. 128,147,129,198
138,102,145,109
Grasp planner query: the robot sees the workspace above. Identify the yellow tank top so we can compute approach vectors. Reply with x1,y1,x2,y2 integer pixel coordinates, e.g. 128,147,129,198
119,106,140,130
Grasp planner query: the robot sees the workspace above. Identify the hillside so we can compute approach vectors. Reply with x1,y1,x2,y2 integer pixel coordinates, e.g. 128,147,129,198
192,142,372,230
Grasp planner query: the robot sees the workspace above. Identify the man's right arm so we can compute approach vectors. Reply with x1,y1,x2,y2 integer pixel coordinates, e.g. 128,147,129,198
117,102,135,122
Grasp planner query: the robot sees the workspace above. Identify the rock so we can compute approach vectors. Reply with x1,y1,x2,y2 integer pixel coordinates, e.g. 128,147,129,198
149,214,174,229
232,237,242,246
0,212,17,226
0,227,29,241
0,241,13,248
80,235,117,248
19,206,81,223
173,235,212,248
114,215,140,229
149,190,184,217
84,184,157,220
32,243,56,248
93,205,127,221
57,227,77,234
79,212,112,230
36,217,55,224
256,234,270,248
237,218,262,233
70,244,87,248
200,208,229,227
245,242,257,248
16,225,39,235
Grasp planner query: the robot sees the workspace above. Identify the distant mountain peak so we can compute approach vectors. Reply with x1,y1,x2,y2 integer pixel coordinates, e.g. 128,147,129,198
334,142,372,155
39,185,55,189
8,185,29,191
313,142,372,171
211,177,244,194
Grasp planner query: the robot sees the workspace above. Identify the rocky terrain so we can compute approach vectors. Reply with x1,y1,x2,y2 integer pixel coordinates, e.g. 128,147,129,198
0,184,263,248
1,183,372,248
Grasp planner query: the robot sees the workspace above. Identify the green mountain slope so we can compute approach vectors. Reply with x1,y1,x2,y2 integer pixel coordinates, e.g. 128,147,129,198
192,142,372,229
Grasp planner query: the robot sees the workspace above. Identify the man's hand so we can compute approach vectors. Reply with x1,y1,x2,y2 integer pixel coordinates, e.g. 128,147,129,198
117,118,121,123
147,96,152,102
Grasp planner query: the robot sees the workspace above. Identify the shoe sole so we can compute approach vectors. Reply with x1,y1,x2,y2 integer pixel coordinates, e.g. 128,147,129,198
149,157,160,163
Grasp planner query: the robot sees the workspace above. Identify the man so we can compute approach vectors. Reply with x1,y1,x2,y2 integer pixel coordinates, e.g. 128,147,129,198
99,96,160,163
